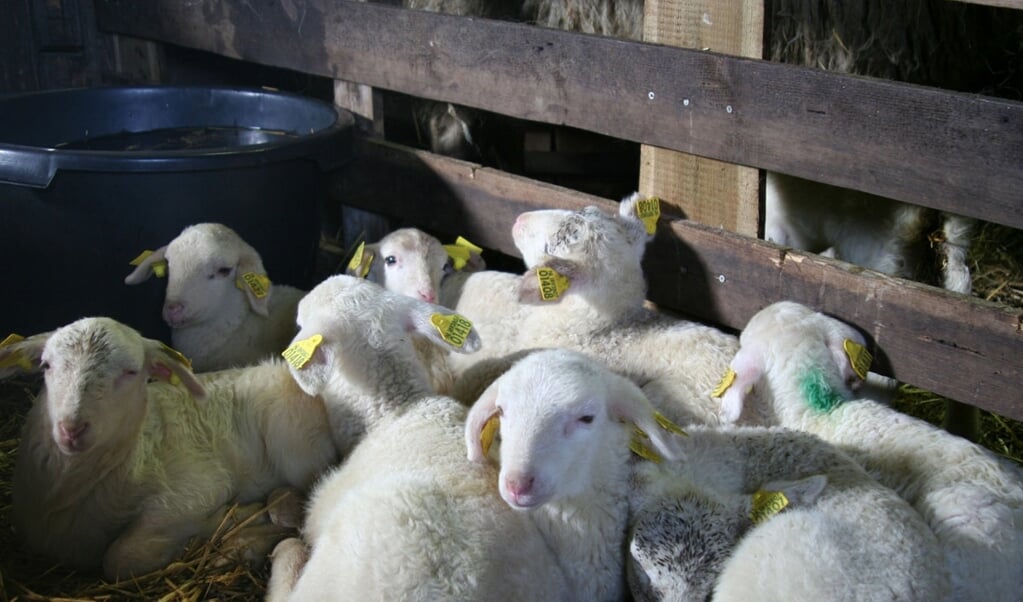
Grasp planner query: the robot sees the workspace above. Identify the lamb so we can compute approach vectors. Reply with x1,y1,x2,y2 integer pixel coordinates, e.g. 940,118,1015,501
461,348,947,601
345,227,485,393
0,318,337,580
628,422,953,601
717,300,1023,602
346,227,486,306
628,460,826,602
124,222,307,371
449,193,739,428
266,276,605,600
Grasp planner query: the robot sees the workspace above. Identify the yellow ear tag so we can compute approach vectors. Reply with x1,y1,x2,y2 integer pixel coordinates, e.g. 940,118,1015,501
635,197,661,235
236,272,272,299
430,313,474,347
0,334,34,371
159,342,193,370
712,367,737,398
0,352,34,371
347,242,373,278
129,249,168,278
1,333,24,347
629,426,663,464
480,414,500,457
536,267,571,302
654,411,688,437
444,245,472,271
843,339,872,381
750,489,790,524
282,334,324,369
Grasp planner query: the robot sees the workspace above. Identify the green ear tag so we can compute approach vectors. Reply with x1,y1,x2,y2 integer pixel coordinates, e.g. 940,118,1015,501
430,313,474,347
282,334,324,369
536,267,570,302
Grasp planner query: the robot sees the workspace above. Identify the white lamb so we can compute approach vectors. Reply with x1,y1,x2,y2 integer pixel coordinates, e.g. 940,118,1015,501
718,300,1023,602
450,193,739,428
0,318,337,580
124,222,307,371
346,227,485,393
629,423,952,601
266,279,682,601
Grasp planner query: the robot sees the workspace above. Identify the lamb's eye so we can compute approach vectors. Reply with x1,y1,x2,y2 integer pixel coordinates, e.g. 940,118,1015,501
578,415,594,424
384,255,397,266
217,266,233,276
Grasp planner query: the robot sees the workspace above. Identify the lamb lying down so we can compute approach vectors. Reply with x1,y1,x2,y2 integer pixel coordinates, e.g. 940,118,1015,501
0,318,336,580
718,300,1023,602
125,222,307,371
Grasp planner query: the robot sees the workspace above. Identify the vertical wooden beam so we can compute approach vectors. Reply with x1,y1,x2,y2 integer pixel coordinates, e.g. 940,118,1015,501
334,80,384,137
639,0,764,236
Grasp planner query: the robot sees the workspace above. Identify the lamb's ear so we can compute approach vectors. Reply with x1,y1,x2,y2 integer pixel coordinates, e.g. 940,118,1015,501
0,332,51,379
606,372,684,463
518,257,585,304
762,474,827,507
617,192,659,243
465,379,501,463
345,241,377,281
144,339,206,398
404,301,482,354
825,325,872,393
717,347,763,424
124,245,168,284
235,247,272,317
280,328,332,396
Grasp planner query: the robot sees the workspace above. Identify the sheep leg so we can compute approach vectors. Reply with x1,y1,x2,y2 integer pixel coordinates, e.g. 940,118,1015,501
265,537,309,602
102,516,201,581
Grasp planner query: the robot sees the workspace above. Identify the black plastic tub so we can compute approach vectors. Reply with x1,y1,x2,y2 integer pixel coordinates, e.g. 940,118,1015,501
0,86,354,341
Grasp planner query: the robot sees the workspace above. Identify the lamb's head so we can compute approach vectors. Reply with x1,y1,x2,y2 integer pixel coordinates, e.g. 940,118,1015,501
717,301,871,424
283,275,481,398
125,223,272,328
512,193,655,308
465,349,681,510
0,318,204,455
347,228,450,304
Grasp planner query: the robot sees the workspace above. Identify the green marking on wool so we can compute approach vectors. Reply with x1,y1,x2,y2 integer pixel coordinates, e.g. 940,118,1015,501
800,367,845,413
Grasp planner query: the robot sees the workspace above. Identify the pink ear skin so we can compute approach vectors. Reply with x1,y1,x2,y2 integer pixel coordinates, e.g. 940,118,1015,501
718,349,763,424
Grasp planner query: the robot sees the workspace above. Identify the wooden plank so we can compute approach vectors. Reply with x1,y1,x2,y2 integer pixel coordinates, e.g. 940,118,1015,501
334,80,383,136
94,0,1023,231
950,0,1023,9
333,138,1023,420
639,0,763,236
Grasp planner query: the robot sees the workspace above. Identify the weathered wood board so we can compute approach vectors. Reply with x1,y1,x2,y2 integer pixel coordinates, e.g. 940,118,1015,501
94,0,1023,231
